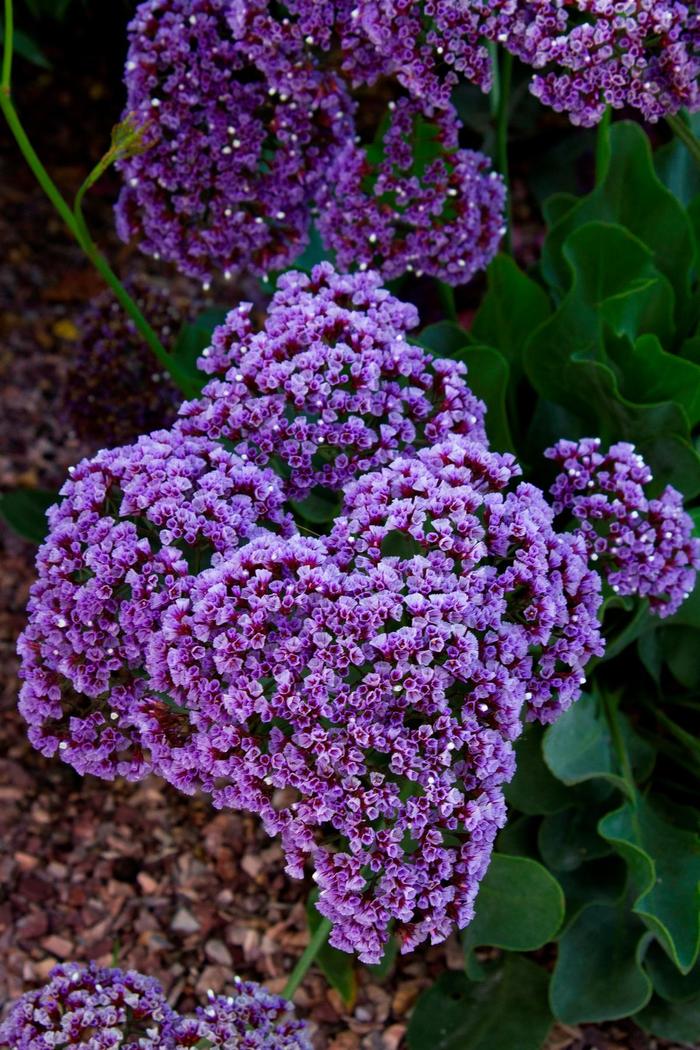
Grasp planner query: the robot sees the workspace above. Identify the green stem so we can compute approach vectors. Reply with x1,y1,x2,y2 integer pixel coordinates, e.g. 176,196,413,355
2,0,12,90
436,280,458,321
283,917,332,1001
0,0,197,397
666,113,700,171
595,106,612,184
492,48,513,255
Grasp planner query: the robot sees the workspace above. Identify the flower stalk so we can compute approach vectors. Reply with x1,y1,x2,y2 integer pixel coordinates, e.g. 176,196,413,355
0,0,198,398
283,917,333,1001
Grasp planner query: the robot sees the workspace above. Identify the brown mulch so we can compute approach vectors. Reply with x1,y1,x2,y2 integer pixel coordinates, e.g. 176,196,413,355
0,50,694,1050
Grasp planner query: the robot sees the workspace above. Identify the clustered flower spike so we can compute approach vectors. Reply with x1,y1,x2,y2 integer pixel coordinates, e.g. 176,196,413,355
0,962,176,1050
18,429,291,780
116,0,353,284
63,275,188,447
144,532,513,961
546,438,700,616
178,264,487,497
527,0,700,126
316,99,506,285
0,964,311,1050
173,983,312,1050
327,439,604,723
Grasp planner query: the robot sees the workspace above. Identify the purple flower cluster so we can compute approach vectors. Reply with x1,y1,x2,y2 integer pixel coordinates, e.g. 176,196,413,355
178,264,487,497
315,99,506,285
17,429,291,780
116,0,353,284
63,276,188,447
144,531,513,961
547,438,700,616
328,439,604,723
0,963,175,1050
0,964,310,1050
527,0,700,126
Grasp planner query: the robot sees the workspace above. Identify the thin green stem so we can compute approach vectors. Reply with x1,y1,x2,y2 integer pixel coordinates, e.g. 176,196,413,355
2,0,13,89
0,0,197,397
283,917,332,1001
436,280,458,321
666,113,700,171
595,106,612,184
493,48,513,254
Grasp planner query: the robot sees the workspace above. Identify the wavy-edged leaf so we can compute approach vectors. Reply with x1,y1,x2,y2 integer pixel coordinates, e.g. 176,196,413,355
0,488,58,545
408,957,552,1050
550,903,652,1023
454,345,514,452
464,853,564,954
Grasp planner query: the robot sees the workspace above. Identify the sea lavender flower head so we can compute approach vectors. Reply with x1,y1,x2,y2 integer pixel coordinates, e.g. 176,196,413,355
145,529,522,962
0,962,176,1050
116,0,354,285
178,263,487,498
315,99,506,285
17,429,291,780
352,0,494,106
328,438,605,723
522,0,699,125
546,438,700,615
172,983,312,1050
63,275,188,447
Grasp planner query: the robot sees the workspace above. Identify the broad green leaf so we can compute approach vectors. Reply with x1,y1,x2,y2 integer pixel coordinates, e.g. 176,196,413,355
542,692,630,796
407,957,552,1050
307,892,356,1007
0,488,58,545
645,940,700,1003
538,807,612,872
503,723,570,815
607,334,700,428
550,903,652,1023
663,626,700,688
557,856,627,925
599,794,700,973
418,321,470,357
470,255,551,372
464,854,564,954
654,112,700,206
454,345,514,452
636,993,700,1043
365,937,398,981
172,309,228,396
542,122,694,318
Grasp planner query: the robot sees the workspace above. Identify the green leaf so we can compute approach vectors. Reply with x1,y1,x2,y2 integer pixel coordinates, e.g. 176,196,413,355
645,940,700,1003
503,723,570,815
636,993,700,1043
550,903,652,1023
0,488,58,544
418,321,470,357
538,807,612,872
470,255,551,372
463,854,564,956
557,856,628,925
542,122,694,318
365,937,398,981
542,692,630,796
407,957,552,1050
607,334,700,428
454,345,514,452
654,113,700,207
307,892,356,1007
0,24,52,68
599,794,700,973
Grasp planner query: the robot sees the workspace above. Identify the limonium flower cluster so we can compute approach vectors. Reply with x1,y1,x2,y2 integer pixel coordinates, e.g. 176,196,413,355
547,438,700,616
117,0,506,286
17,266,698,962
0,963,310,1050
